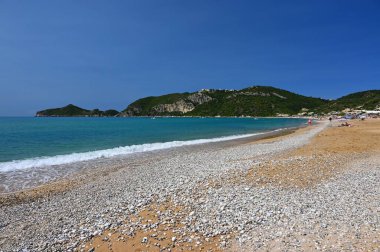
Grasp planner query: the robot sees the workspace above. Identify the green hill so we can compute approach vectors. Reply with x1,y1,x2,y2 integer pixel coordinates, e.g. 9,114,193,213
316,90,380,113
120,86,328,117
36,104,119,117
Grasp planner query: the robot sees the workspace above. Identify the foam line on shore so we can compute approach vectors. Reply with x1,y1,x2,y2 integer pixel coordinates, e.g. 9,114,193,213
0,129,285,172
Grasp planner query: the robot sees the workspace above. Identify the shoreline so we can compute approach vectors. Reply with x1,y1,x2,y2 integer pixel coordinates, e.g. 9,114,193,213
0,118,308,173
0,124,307,196
0,121,325,251
1,119,379,251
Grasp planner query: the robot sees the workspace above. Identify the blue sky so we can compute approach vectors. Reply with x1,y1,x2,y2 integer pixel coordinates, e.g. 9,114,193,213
0,0,379,116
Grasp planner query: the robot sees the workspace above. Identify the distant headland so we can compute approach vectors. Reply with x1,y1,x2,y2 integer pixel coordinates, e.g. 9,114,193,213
36,86,380,117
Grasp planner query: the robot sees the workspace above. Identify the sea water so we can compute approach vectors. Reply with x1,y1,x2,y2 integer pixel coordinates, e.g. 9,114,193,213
0,117,306,172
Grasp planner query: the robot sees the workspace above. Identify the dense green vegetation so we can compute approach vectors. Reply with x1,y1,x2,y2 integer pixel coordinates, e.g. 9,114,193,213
316,90,380,113
121,86,328,117
36,104,119,117
188,86,326,116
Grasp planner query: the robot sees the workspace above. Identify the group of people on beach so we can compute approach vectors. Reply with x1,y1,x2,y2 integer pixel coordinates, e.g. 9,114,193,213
327,116,353,127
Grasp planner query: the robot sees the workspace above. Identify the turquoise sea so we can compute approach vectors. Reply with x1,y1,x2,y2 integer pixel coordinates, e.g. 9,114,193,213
0,117,306,172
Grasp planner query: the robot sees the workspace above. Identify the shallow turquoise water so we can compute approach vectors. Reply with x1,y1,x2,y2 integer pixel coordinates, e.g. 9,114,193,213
0,117,306,169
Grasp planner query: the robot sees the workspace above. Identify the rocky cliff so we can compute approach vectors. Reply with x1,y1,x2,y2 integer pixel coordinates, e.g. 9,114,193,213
121,91,214,116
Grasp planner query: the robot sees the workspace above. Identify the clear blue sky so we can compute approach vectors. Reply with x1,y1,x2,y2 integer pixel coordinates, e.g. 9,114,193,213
0,0,379,116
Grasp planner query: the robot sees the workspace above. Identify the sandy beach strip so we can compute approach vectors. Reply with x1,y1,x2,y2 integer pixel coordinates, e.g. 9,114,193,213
0,119,379,251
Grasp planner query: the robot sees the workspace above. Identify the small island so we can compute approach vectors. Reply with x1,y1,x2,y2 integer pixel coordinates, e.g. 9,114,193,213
36,104,119,117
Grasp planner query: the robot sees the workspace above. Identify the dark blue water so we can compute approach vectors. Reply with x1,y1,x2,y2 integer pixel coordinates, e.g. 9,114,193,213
0,117,306,171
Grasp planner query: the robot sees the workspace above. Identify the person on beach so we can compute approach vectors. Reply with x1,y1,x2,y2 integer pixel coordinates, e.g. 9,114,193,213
308,118,312,126
339,121,352,127
329,117,332,123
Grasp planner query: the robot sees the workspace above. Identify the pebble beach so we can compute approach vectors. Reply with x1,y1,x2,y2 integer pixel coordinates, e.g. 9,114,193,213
1,119,379,251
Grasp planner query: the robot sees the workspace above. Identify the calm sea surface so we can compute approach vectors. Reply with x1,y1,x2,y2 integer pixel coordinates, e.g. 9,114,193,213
0,117,306,172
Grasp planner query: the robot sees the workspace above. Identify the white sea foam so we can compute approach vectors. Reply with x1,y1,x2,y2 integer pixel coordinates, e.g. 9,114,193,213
0,130,282,172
